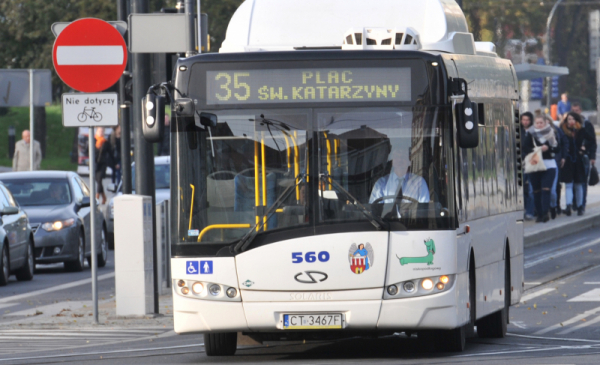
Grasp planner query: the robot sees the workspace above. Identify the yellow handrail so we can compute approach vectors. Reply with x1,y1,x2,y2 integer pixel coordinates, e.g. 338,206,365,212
292,131,301,201
261,133,267,231
282,133,292,170
324,132,332,190
254,140,260,227
188,184,195,231
197,224,251,242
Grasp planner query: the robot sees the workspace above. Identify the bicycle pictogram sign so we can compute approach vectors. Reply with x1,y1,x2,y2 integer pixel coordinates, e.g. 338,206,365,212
77,106,103,122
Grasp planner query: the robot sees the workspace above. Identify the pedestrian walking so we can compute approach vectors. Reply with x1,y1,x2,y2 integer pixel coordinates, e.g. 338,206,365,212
571,102,597,213
94,127,110,204
12,130,42,171
523,114,560,223
560,112,591,216
520,112,535,220
109,125,122,186
544,114,569,219
557,93,571,121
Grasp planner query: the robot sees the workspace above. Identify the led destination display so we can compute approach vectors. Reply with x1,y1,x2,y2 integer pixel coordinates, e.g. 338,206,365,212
206,67,411,105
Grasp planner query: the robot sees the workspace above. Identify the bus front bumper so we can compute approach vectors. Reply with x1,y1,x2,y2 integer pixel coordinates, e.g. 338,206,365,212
173,272,468,334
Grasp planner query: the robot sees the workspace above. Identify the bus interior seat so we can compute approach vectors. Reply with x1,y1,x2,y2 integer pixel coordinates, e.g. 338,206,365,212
207,171,236,209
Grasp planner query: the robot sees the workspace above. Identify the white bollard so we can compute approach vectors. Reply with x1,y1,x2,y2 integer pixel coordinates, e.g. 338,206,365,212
114,195,154,317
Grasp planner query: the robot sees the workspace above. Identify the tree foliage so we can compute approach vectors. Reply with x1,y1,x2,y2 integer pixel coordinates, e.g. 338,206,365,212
464,0,600,107
203,0,244,52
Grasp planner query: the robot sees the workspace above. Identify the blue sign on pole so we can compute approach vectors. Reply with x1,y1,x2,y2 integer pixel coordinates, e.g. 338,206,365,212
552,76,560,99
531,78,544,100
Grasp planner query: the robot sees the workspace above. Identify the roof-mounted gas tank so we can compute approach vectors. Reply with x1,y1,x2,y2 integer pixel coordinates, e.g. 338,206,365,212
220,0,476,55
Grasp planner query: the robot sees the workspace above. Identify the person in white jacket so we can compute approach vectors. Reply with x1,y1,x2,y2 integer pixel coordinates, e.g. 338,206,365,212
12,130,42,171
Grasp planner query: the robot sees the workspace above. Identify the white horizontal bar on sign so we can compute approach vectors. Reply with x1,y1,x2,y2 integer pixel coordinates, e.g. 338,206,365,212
56,46,124,65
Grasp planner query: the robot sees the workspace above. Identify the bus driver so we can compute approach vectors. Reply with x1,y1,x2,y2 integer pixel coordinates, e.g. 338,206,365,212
368,146,430,204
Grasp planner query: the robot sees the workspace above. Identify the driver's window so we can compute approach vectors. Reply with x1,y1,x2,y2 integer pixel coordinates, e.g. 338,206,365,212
76,177,91,197
71,177,84,202
316,109,414,223
0,188,8,209
0,186,17,207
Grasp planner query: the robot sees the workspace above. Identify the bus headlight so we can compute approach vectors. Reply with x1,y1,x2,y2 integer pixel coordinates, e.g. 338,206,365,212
192,282,204,294
173,279,240,301
209,284,221,296
403,281,416,293
385,274,455,299
226,287,237,298
421,278,434,290
387,285,398,296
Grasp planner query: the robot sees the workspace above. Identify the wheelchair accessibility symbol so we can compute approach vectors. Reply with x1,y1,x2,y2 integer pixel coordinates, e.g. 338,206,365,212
186,261,199,274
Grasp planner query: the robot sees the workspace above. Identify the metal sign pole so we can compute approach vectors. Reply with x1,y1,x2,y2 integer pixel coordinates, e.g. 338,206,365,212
89,127,99,324
29,69,34,171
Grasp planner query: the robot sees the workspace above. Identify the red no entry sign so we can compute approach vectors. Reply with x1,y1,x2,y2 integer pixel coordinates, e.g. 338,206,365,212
52,18,127,93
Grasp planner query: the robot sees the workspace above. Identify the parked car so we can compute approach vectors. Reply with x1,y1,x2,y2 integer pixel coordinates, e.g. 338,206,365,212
0,181,34,285
1,171,107,272
105,156,170,249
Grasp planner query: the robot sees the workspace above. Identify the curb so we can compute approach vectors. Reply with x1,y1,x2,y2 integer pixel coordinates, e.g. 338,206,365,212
524,210,600,248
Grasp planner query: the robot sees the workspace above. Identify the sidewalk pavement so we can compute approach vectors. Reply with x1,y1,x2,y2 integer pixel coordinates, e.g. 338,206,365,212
524,184,600,247
1,294,174,330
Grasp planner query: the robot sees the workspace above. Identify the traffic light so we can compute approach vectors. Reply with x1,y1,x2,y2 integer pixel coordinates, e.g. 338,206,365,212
142,93,165,143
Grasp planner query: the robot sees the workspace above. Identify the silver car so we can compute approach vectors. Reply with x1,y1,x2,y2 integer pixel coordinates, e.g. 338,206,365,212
0,181,34,285
1,171,107,272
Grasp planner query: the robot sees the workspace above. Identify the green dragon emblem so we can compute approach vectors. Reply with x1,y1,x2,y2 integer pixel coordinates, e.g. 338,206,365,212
397,239,436,266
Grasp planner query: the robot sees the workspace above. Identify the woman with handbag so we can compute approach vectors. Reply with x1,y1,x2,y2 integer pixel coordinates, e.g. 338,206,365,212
523,115,560,223
560,112,589,216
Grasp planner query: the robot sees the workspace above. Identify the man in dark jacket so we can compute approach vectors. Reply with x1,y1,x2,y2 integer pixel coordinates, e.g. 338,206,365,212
520,112,535,220
572,103,597,212
545,114,569,218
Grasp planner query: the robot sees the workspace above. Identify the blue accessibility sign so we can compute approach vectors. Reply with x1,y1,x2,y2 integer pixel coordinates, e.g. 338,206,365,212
186,261,199,274
200,260,213,274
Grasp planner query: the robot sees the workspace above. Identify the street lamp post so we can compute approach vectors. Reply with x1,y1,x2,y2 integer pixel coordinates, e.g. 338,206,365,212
545,0,564,109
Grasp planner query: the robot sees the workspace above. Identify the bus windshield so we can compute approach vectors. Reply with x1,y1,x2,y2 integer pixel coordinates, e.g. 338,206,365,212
175,106,454,246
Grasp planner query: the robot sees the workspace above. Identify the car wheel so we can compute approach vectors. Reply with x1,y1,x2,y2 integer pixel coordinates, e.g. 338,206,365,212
64,231,85,272
107,230,114,251
0,243,9,286
97,227,108,268
15,238,34,281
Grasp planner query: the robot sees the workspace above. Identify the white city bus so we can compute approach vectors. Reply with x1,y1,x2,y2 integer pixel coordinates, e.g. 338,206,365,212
147,0,524,355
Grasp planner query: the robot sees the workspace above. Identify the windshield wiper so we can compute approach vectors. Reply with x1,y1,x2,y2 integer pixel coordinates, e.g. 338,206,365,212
319,174,388,231
233,173,306,253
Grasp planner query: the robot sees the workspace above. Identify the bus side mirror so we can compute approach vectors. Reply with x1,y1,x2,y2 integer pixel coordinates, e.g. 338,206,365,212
142,94,165,143
174,98,195,117
455,96,479,149
196,112,217,128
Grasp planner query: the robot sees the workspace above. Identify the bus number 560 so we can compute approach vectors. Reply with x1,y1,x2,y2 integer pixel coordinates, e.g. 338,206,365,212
292,251,330,263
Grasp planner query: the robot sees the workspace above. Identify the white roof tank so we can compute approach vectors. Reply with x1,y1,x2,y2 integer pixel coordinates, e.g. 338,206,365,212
220,0,476,55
